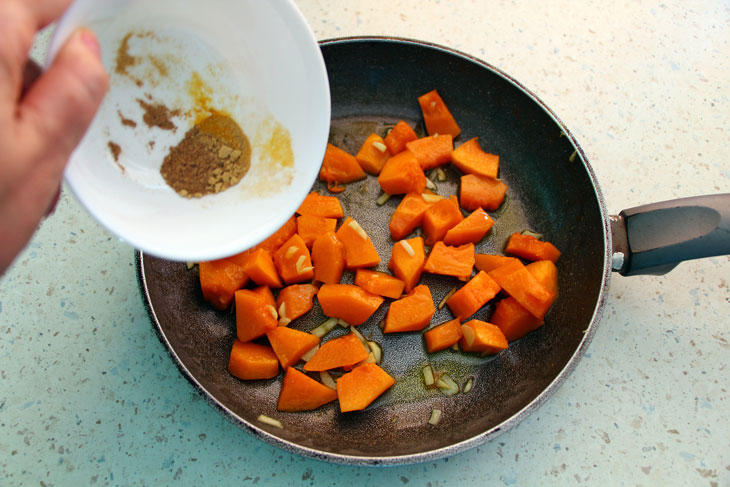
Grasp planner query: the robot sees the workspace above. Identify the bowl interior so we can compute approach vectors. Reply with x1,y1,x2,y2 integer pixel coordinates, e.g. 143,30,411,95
48,0,330,261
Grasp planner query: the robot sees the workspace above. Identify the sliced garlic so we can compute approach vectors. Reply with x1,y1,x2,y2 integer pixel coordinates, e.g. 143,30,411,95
257,414,283,428
347,219,368,240
421,193,442,203
400,240,415,257
265,304,278,321
285,246,298,258
428,408,443,425
438,287,457,310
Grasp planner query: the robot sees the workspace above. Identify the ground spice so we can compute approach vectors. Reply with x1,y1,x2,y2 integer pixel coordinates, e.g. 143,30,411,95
160,113,251,198
108,141,121,161
137,98,180,131
115,32,137,76
118,110,137,128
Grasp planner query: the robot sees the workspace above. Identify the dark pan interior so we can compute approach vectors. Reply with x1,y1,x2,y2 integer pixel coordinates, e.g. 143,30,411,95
138,38,608,464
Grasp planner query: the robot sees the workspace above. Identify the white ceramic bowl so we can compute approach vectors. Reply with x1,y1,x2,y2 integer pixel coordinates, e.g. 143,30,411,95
47,0,330,261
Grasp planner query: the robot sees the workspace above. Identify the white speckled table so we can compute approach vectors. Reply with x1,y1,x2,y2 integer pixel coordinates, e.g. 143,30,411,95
2,1,729,485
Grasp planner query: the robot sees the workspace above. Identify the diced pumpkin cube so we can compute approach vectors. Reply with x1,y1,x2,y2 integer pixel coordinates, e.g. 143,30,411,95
336,363,395,412
423,318,463,353
355,133,391,174
277,367,338,412
383,285,435,333
266,326,320,369
451,137,499,179
235,289,278,342
388,237,426,293
459,174,507,212
423,241,475,280
377,150,426,195
228,340,279,380
383,120,418,155
446,270,501,320
303,333,370,371
459,319,508,355
316,284,384,326
335,217,380,269
272,234,314,284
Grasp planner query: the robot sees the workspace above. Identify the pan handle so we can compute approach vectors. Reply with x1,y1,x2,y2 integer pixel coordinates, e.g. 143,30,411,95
609,194,730,276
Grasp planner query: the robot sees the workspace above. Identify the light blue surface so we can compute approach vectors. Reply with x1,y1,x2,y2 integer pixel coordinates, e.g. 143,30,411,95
2,1,729,485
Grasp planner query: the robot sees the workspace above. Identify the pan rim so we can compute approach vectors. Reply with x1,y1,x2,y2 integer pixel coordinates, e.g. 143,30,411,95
138,35,614,466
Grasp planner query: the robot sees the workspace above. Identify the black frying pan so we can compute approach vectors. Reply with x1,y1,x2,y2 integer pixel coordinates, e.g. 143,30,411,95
136,37,730,465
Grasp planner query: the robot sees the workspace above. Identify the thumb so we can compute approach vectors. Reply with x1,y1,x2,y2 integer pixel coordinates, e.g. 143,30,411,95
18,27,109,157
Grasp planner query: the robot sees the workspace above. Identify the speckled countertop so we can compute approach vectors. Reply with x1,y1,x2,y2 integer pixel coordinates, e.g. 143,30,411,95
2,1,729,485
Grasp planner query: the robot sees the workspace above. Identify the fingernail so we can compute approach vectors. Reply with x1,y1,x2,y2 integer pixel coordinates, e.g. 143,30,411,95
78,28,103,60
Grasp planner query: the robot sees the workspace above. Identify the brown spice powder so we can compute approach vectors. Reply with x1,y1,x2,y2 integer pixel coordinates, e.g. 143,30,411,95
108,141,122,161
137,98,180,131
160,113,251,198
118,110,137,128
114,32,137,76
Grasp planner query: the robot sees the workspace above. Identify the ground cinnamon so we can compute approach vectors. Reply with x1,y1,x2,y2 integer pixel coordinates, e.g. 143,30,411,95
137,98,179,131
160,113,251,198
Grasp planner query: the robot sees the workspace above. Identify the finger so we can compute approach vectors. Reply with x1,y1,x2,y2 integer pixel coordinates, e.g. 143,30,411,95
21,59,42,96
17,27,109,158
44,185,63,217
0,0,74,101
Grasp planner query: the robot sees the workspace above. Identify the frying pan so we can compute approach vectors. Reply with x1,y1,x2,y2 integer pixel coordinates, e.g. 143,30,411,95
136,37,730,465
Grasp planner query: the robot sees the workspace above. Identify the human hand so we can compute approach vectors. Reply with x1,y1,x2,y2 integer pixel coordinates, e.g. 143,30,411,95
0,0,109,274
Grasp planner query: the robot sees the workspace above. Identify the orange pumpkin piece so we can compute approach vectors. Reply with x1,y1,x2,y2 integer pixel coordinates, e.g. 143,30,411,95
303,333,370,371
335,217,380,269
235,289,278,342
383,285,435,333
417,89,461,138
406,134,454,171
459,173,507,212
423,241,475,280
336,363,395,413
446,270,502,320
228,340,280,380
276,283,319,324
296,214,337,248
199,258,249,310
490,297,542,343
422,196,464,245
383,120,418,155
388,192,442,241
316,284,384,326
491,260,559,342
355,133,391,174
377,150,427,195
296,191,344,218
243,248,283,288
424,318,463,353
266,326,320,369
487,259,555,320
249,215,298,254
443,207,494,245
272,234,314,285
526,260,559,297
250,285,276,309
451,138,499,179
459,319,508,355
354,269,405,299
277,367,338,412
388,237,426,293
319,143,367,187
474,254,520,273
505,232,562,263
311,232,346,285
